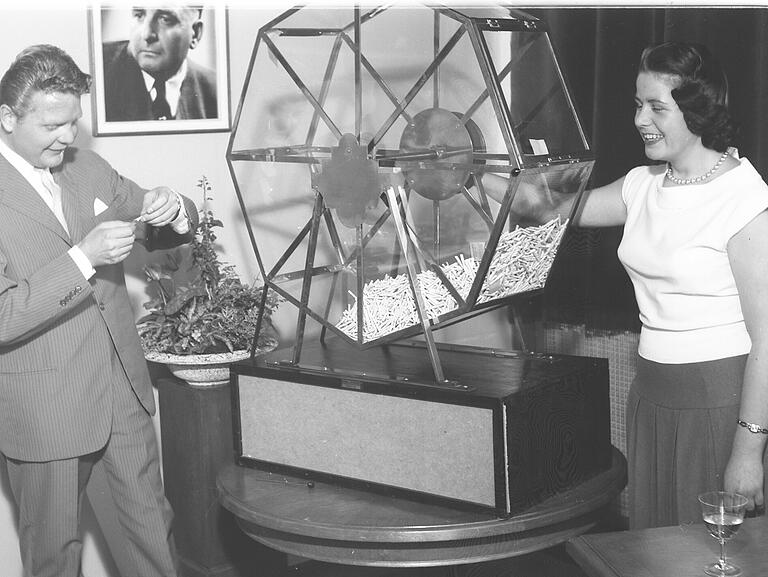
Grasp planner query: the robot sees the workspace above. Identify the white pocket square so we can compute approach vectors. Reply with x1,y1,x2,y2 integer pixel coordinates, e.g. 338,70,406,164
93,198,109,216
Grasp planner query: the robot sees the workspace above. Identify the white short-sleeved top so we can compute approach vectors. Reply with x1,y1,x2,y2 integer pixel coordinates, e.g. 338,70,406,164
617,158,768,363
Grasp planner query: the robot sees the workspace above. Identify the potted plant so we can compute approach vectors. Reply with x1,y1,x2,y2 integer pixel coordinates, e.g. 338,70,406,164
137,176,280,385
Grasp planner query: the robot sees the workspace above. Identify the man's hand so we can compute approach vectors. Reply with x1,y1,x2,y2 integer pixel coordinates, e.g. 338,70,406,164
139,186,180,227
77,221,137,267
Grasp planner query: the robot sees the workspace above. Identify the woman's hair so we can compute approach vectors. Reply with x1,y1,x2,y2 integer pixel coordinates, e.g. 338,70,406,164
0,44,91,118
639,41,736,151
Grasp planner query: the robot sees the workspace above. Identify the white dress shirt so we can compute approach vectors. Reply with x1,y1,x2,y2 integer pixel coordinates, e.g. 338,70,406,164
141,60,187,119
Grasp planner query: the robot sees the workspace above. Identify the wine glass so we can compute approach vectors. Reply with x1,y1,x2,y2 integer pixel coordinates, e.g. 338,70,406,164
698,491,749,577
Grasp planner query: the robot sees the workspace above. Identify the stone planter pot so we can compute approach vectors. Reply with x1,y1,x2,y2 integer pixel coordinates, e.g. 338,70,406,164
145,340,277,387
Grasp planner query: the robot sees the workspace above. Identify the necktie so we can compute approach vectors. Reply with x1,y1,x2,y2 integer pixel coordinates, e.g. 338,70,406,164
38,168,69,235
152,80,172,120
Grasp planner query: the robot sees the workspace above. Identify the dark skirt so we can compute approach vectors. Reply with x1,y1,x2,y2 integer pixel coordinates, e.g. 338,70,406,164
626,354,745,529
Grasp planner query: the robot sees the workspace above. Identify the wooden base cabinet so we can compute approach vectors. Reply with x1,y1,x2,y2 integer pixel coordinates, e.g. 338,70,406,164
232,339,612,516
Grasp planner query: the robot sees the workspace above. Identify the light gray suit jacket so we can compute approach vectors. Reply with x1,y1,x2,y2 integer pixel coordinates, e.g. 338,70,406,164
0,148,196,461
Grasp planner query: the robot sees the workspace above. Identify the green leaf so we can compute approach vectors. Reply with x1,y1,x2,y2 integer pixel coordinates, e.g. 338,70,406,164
164,286,206,316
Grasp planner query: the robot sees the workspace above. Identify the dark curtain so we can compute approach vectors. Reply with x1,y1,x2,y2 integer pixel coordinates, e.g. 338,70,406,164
522,7,768,332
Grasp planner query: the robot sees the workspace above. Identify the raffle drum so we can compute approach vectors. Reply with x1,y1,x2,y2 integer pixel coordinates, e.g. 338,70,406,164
226,5,610,515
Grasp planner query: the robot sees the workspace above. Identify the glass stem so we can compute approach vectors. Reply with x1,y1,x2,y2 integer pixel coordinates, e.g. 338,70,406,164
719,539,727,569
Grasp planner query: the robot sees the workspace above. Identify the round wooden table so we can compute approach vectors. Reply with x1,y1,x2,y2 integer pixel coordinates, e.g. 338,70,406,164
217,447,626,568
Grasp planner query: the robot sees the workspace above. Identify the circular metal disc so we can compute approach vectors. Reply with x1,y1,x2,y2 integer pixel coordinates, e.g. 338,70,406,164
398,108,475,201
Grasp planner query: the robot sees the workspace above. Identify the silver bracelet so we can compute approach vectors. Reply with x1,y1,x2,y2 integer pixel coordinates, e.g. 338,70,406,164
737,419,768,435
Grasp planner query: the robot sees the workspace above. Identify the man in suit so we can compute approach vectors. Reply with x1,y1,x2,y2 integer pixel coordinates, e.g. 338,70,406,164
102,5,217,121
0,44,197,577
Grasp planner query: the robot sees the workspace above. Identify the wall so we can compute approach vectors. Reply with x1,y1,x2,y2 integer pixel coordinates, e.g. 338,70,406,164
0,4,285,576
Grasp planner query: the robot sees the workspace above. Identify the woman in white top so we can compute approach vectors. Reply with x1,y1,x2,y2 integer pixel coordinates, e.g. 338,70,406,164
485,41,768,528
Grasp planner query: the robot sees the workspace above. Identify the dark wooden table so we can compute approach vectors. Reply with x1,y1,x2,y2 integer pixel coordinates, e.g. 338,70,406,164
567,514,768,577
216,447,626,568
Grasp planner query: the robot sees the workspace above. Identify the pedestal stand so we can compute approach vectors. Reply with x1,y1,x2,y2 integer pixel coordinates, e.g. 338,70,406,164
157,371,287,577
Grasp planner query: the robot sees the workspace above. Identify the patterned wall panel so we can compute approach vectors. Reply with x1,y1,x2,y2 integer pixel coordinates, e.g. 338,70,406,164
545,324,639,517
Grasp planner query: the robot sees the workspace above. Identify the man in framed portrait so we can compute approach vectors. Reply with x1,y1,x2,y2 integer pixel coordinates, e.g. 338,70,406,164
102,5,217,121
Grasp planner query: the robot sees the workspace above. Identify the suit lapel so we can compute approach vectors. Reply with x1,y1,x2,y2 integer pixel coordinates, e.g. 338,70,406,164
0,155,71,243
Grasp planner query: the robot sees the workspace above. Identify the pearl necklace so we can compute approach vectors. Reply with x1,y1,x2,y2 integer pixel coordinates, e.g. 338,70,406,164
666,150,730,185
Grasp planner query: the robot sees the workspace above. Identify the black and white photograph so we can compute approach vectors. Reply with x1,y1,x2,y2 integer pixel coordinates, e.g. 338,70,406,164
89,4,229,135
0,3,768,577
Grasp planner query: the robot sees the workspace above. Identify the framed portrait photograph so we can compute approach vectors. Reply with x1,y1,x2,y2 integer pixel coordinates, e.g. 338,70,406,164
88,5,230,136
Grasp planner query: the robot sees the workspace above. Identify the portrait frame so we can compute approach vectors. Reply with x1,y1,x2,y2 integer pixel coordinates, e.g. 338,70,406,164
88,5,230,136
